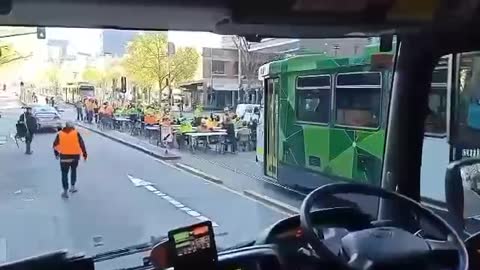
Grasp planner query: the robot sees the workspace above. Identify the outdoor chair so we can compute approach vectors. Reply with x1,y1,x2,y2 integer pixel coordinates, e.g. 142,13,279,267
207,135,222,152
130,120,143,136
237,128,251,151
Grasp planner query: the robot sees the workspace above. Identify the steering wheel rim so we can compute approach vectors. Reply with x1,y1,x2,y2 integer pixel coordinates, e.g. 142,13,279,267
300,183,468,270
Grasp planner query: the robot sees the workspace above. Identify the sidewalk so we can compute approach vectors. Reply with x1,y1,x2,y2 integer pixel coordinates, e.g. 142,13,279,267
60,107,306,213
76,121,181,161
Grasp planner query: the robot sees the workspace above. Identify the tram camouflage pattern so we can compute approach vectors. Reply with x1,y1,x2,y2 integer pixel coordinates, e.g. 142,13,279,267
270,50,390,186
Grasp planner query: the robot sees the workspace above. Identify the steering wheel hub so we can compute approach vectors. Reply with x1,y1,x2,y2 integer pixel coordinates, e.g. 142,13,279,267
341,227,429,264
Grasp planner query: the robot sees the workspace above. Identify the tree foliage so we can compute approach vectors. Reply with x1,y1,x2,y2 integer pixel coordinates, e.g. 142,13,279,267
123,33,200,97
0,43,31,66
232,36,276,98
45,65,61,94
82,67,102,84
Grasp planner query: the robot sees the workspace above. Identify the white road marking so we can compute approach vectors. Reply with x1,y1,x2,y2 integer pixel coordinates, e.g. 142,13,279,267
0,135,7,145
196,216,219,226
153,158,292,217
127,174,220,227
127,174,153,187
144,185,157,192
187,210,201,217
0,238,6,263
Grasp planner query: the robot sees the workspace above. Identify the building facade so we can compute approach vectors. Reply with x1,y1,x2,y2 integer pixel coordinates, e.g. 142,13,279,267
181,46,273,110
101,29,140,57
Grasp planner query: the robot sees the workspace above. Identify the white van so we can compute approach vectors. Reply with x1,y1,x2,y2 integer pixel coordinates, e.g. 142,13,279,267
236,104,260,122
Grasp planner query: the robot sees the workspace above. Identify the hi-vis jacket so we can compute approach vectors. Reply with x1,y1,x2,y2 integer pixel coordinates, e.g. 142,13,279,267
53,127,87,161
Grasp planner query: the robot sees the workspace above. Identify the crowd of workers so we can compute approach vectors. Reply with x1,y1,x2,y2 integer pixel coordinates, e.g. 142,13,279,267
74,98,116,126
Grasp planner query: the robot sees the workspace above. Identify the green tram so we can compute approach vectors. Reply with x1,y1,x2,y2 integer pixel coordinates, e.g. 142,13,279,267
257,49,451,193
62,82,95,103
257,51,397,189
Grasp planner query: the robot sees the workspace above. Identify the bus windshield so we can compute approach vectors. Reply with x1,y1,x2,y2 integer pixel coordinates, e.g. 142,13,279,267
0,30,400,265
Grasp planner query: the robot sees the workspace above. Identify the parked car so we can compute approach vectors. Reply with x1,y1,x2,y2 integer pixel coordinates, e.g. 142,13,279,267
32,105,63,131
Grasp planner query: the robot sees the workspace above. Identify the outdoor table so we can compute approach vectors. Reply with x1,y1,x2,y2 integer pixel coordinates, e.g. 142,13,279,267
184,131,227,152
145,125,160,144
216,129,240,137
114,117,131,132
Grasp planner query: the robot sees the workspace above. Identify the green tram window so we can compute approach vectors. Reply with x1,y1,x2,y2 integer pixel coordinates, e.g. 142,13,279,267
335,72,382,128
295,75,331,123
425,60,448,136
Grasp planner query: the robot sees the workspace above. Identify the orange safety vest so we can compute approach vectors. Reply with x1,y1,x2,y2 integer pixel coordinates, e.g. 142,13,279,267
55,129,83,155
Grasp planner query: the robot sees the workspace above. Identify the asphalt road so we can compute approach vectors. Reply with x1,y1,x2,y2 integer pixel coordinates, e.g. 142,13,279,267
0,95,286,269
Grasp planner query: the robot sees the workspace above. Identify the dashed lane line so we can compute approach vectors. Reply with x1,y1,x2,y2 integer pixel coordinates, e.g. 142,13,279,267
0,135,7,146
147,185,219,227
0,238,6,263
127,174,219,227
154,158,294,217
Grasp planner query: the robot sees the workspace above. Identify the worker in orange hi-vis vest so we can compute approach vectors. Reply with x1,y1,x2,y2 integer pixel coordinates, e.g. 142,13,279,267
53,121,88,199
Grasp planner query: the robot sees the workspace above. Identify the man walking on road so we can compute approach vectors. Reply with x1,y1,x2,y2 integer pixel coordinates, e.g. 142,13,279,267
17,106,37,155
75,100,84,121
53,121,88,198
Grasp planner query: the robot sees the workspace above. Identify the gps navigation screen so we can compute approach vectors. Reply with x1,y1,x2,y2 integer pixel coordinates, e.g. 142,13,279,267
173,224,211,256
168,221,218,269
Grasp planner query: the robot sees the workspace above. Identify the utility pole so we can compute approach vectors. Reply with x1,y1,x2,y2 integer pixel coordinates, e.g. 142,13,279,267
209,47,213,108
237,46,241,106
167,42,175,107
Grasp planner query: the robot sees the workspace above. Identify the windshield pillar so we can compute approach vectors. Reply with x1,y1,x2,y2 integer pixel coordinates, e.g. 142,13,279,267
379,34,438,222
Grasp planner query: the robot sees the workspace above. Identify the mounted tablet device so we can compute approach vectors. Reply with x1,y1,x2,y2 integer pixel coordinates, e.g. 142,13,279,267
168,221,218,270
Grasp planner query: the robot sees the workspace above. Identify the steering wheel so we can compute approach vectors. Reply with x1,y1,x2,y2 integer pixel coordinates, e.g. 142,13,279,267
300,183,468,270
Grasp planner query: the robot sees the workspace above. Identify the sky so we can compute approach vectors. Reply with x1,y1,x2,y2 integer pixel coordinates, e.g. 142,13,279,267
47,28,222,55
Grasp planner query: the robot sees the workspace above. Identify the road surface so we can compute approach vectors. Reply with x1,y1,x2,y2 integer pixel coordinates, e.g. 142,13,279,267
0,94,286,269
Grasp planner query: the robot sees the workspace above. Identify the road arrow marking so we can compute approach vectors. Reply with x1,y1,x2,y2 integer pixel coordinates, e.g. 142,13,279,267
127,174,153,187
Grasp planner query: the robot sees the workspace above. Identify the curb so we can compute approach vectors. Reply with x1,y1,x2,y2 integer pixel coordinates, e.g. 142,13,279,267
174,163,223,184
243,190,299,216
77,122,180,161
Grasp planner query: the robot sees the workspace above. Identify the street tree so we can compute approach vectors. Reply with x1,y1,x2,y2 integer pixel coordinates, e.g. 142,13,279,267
123,33,199,104
0,42,31,66
82,67,102,84
231,36,275,103
45,65,61,95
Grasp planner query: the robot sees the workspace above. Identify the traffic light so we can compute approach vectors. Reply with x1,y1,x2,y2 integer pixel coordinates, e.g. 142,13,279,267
36,27,46,39
120,76,127,93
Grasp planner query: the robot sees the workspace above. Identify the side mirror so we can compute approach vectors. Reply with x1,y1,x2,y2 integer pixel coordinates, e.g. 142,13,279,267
445,157,480,234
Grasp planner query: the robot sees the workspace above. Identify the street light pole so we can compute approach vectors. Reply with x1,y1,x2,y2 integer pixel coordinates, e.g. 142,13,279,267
237,46,241,106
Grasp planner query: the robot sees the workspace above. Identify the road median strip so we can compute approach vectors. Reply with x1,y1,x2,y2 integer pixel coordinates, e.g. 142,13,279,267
174,163,223,184
76,122,180,161
243,190,299,216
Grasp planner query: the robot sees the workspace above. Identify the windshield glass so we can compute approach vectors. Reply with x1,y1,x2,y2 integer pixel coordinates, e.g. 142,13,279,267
0,28,397,267
421,53,480,226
